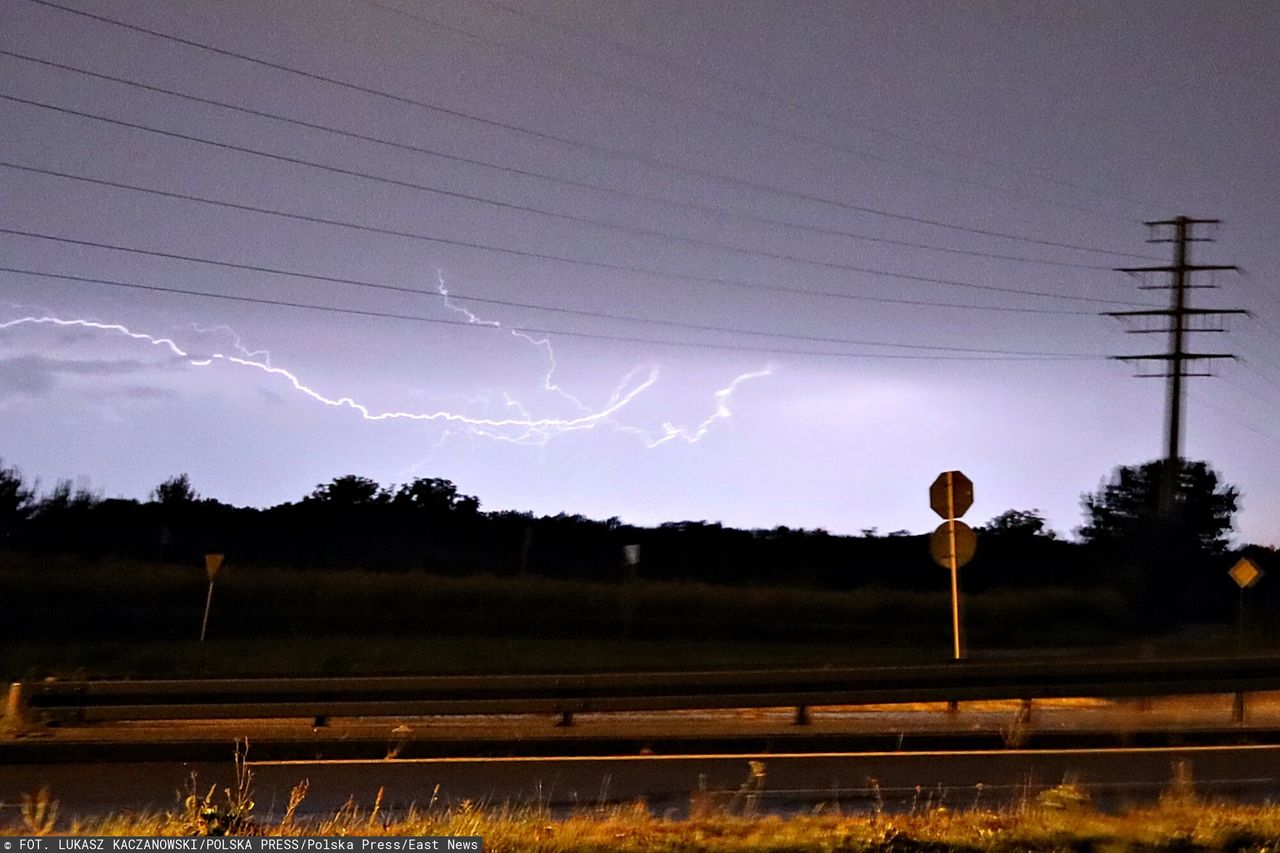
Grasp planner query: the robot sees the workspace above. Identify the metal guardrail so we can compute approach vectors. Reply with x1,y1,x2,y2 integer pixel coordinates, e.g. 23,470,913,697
7,656,1280,729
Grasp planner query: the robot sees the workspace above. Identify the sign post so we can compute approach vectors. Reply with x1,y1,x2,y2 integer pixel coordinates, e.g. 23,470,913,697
929,471,975,661
1227,557,1263,723
620,544,641,639
200,553,224,642
1228,557,1263,650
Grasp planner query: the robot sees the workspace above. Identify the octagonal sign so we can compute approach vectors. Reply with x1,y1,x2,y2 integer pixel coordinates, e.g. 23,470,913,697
929,470,973,520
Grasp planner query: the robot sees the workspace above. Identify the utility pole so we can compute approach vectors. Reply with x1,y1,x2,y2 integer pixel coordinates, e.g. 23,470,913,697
1106,217,1245,517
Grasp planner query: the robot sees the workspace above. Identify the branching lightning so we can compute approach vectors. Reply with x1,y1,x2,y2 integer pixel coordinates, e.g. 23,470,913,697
435,270,592,415
1,312,774,448
188,322,273,365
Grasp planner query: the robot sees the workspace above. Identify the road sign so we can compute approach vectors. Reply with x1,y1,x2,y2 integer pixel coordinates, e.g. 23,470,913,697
200,554,225,643
929,470,975,662
204,553,225,581
930,520,977,568
1229,557,1263,589
623,544,641,566
930,471,973,519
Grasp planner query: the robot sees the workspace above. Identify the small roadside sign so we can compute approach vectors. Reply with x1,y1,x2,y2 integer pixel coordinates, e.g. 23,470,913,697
199,554,225,642
205,553,225,581
1229,557,1263,589
623,544,641,566
930,521,977,569
929,471,973,519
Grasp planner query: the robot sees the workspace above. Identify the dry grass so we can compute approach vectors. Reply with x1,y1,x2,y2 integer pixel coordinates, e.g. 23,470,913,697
9,800,1280,851
7,772,1280,851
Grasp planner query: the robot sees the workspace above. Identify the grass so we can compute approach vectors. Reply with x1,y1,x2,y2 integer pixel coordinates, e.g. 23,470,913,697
0,552,1143,680
8,771,1280,851
0,635,943,680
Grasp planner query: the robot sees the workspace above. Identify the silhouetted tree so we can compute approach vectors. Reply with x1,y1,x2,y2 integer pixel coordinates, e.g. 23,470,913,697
1079,459,1239,621
24,478,99,552
982,508,1056,539
151,473,199,506
305,474,388,505
391,477,479,514
0,459,35,541
36,478,98,515
1079,460,1237,554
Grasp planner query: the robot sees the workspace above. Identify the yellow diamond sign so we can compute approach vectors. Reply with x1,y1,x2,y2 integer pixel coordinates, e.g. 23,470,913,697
1229,557,1263,589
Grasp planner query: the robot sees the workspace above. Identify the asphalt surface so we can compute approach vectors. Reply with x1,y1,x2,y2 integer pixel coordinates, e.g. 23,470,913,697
6,694,1280,819
3,745,1280,820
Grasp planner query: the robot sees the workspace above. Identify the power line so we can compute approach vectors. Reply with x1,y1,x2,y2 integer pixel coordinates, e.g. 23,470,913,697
474,0,1166,215
1236,274,1280,342
357,0,1134,224
22,0,1159,261
1190,384,1280,447
0,227,1105,318
0,161,1149,308
0,48,1130,273
1,92,1146,304
0,267,1106,362
1237,357,1280,397
0,226,1111,345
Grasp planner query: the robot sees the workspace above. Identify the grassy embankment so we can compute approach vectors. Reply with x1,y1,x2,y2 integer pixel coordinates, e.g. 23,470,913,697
7,771,1280,851
1,551,1153,680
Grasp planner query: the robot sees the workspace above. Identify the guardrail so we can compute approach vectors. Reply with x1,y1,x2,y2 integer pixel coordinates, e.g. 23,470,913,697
8,655,1280,731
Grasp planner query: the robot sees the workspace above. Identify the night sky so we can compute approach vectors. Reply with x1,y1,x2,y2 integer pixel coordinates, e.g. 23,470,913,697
2,1,1277,542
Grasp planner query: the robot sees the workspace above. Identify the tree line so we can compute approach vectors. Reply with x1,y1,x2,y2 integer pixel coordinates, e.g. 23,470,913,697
0,457,1267,626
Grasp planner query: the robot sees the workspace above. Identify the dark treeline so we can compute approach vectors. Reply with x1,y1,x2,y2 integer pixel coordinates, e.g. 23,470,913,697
0,459,1272,627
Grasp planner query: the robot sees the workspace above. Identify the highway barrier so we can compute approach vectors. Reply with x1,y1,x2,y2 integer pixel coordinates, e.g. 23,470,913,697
11,656,1280,729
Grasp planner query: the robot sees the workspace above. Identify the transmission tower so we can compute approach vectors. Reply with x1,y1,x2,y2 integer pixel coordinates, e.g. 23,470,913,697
1105,216,1246,517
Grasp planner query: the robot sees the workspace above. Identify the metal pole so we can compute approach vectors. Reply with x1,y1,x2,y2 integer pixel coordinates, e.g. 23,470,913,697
1238,586,1246,652
199,580,215,642
947,473,963,661
1160,217,1189,518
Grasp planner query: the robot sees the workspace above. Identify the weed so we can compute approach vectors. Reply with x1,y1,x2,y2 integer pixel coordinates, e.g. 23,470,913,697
180,739,256,836
1162,758,1199,807
728,760,768,818
1036,775,1091,812
367,787,384,831
280,780,309,831
869,776,884,819
19,787,57,835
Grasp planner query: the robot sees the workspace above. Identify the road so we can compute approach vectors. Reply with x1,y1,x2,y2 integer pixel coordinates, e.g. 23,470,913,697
7,695,1280,821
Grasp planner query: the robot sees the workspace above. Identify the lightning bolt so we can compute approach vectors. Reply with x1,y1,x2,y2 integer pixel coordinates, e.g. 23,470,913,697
435,271,592,414
1,314,773,448
188,322,273,365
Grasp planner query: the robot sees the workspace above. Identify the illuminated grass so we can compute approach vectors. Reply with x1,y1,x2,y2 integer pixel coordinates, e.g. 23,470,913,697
5,753,1280,849
7,791,1280,851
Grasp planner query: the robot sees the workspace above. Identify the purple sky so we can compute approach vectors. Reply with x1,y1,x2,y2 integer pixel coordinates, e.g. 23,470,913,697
2,1,1278,543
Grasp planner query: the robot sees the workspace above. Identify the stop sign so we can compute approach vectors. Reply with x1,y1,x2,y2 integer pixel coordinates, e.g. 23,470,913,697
929,470,973,519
